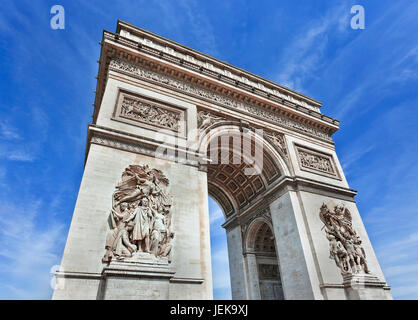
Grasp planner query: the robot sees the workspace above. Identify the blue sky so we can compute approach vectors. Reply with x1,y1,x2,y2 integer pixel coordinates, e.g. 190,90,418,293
0,0,417,299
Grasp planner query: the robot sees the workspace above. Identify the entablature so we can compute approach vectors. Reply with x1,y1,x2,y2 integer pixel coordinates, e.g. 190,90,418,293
93,22,340,144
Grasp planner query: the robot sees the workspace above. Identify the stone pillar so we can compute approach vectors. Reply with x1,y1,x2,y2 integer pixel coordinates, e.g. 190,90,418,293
225,224,248,299
52,144,213,300
269,191,321,300
244,253,261,300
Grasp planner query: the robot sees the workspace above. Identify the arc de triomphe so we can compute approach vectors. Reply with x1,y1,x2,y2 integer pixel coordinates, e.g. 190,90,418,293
53,20,392,300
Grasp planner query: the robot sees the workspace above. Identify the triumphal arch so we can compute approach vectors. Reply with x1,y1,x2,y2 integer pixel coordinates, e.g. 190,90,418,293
53,21,392,300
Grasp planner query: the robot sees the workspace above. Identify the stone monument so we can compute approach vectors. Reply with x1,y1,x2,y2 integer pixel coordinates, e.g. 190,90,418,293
53,20,392,300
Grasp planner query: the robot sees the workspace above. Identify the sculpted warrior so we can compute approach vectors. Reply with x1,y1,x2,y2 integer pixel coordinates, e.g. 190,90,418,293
197,111,223,131
102,221,137,263
150,205,174,259
327,232,351,274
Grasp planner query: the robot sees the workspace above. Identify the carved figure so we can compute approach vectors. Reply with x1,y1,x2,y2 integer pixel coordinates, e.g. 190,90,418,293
197,111,224,130
120,96,181,131
265,131,288,158
102,221,137,263
319,203,371,275
132,197,153,252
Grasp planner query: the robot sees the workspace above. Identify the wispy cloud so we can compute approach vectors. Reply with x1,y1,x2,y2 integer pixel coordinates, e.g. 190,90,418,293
339,143,375,175
177,0,220,56
275,2,349,92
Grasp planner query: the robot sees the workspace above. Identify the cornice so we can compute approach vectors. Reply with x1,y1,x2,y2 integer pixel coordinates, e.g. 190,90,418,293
116,20,324,112
93,26,340,140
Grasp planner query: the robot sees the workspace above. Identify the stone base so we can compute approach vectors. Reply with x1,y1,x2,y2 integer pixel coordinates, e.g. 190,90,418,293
99,255,176,299
121,251,170,265
343,273,391,300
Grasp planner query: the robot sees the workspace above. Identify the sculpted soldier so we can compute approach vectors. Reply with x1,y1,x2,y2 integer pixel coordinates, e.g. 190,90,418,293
102,221,137,263
111,202,135,228
132,197,153,253
150,208,167,256
354,236,370,273
327,232,351,274
161,231,174,263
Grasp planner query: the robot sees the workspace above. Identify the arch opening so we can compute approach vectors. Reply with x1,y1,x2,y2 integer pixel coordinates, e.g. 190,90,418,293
245,219,284,300
208,196,232,300
204,123,287,300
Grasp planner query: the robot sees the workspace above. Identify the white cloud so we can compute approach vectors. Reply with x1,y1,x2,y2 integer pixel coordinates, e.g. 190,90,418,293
339,143,375,174
391,283,418,299
385,263,418,278
0,201,66,299
0,121,21,140
0,144,35,162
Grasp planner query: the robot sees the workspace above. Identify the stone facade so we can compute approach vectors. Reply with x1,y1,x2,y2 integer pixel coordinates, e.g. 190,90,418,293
53,20,392,300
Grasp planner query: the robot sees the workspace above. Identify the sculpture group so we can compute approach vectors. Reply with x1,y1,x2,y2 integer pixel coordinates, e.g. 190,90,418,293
299,150,333,174
102,164,174,263
120,95,181,132
319,203,370,275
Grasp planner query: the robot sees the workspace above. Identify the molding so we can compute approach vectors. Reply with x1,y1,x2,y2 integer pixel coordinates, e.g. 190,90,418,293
320,283,345,289
169,277,204,284
222,175,358,230
87,124,203,168
55,271,103,280
107,58,334,142
240,207,273,252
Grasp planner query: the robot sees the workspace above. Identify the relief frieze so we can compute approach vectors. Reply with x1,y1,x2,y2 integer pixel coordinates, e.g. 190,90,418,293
109,59,332,142
114,91,185,136
295,144,340,179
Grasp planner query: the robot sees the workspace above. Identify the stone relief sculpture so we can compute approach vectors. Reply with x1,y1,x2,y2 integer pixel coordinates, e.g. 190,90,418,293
319,203,370,275
197,110,224,131
299,150,333,175
295,145,339,178
120,95,181,132
109,59,332,141
264,131,288,159
102,164,174,264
